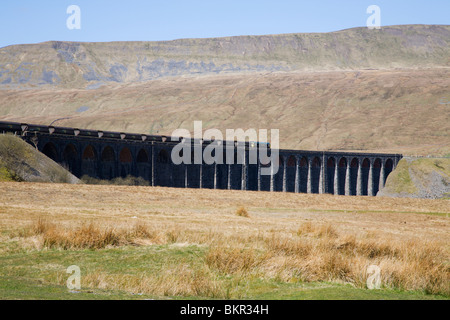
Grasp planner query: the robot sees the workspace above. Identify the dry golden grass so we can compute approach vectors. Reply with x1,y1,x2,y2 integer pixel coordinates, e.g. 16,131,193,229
13,219,177,249
297,222,338,238
1,181,449,296
236,206,250,218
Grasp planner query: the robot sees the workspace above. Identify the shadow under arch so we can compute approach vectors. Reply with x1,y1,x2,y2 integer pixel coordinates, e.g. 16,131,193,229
372,158,382,196
310,157,321,194
81,145,98,178
101,146,115,179
326,157,336,194
337,157,347,195
156,149,172,187
286,155,296,193
384,158,394,186
349,158,359,196
42,142,59,163
119,147,133,178
274,155,285,192
361,158,370,196
298,156,308,193
62,143,78,176
136,148,151,181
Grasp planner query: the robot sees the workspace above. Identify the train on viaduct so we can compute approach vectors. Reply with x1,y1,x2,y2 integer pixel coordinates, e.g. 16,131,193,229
1,121,402,196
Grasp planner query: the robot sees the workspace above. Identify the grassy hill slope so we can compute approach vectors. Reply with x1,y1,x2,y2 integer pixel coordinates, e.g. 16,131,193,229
0,134,79,183
379,158,450,199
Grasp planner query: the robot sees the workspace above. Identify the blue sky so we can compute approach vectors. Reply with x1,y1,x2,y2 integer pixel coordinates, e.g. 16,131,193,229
0,0,448,48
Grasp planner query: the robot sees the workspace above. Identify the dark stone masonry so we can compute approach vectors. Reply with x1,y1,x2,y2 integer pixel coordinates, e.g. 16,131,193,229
1,121,402,196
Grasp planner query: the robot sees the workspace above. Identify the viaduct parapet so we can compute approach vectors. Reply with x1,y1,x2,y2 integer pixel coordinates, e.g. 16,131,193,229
1,121,402,196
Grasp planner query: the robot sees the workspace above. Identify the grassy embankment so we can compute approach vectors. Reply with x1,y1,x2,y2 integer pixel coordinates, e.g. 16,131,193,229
0,134,77,184
381,158,450,199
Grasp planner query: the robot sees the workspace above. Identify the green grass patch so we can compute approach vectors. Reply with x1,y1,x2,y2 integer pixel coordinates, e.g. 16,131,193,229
0,164,22,182
0,242,448,300
409,158,450,182
0,276,151,300
247,279,448,300
386,159,417,194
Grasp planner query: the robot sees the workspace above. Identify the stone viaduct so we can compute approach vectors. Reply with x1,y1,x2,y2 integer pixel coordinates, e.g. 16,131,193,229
1,121,402,196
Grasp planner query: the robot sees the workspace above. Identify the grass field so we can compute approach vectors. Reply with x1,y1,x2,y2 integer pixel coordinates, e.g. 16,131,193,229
0,181,449,300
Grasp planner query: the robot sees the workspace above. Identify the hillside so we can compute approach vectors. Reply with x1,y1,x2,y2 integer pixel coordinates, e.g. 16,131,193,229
378,158,450,199
0,25,448,89
0,68,448,156
0,25,449,156
0,134,79,183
